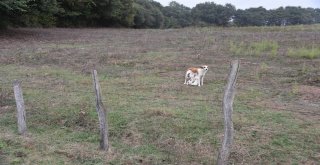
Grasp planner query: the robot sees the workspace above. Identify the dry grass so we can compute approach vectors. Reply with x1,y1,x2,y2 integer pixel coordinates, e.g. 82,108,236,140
0,25,319,164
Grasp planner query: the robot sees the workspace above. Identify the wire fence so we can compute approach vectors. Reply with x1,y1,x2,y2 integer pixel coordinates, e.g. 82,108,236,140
0,75,221,131
1,75,318,110
1,70,319,133
0,77,316,102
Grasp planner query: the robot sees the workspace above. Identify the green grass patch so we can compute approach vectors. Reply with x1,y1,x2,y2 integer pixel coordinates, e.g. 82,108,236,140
109,111,129,138
287,47,320,59
229,40,279,57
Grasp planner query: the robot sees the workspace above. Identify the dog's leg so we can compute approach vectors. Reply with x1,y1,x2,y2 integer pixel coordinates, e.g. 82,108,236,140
187,77,192,85
194,75,200,86
192,73,199,86
201,75,204,86
184,72,190,84
188,73,195,85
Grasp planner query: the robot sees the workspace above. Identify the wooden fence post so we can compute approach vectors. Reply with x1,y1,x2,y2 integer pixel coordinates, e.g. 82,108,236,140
13,80,27,135
92,70,109,151
217,60,240,165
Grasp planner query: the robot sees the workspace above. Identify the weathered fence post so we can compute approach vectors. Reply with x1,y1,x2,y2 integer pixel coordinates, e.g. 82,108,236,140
13,80,27,135
217,60,240,165
92,70,109,151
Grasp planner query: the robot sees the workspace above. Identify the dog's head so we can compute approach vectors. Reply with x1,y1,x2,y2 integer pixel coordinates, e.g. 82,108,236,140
201,65,208,71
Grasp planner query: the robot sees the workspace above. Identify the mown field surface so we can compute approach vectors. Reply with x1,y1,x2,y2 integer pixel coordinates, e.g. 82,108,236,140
0,25,319,164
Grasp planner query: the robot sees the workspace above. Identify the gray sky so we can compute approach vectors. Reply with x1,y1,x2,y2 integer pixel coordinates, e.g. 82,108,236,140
156,0,320,9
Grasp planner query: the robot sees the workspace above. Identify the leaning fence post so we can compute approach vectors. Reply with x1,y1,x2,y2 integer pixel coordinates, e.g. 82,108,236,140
92,70,109,151
13,80,27,135
217,60,240,165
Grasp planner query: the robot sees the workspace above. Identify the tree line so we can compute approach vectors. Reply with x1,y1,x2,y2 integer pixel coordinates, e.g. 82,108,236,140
1,0,320,28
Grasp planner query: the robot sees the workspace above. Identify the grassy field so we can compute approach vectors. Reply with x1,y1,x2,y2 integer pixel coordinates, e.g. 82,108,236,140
0,25,319,164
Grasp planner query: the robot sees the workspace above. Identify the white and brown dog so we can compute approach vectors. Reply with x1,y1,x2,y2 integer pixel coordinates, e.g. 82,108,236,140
184,65,208,86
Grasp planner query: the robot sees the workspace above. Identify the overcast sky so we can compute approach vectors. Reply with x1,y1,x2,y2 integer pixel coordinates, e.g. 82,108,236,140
156,0,320,9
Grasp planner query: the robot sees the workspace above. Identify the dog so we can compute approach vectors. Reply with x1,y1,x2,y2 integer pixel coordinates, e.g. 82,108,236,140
184,65,208,86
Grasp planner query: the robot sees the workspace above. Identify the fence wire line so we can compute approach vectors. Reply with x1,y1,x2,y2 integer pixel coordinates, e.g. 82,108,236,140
2,104,319,136
2,85,320,136
1,83,217,103
2,96,319,137
2,80,319,114
0,70,285,92
0,58,223,70
19,90,216,103
0,83,284,104
3,83,320,115
1,80,190,90
2,74,319,113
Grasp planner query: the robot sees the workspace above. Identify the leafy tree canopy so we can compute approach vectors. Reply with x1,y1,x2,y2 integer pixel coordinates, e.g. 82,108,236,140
0,0,319,28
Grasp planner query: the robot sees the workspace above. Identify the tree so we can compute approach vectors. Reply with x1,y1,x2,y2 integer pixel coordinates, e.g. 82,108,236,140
56,0,94,27
192,2,217,25
191,2,235,26
88,0,135,27
313,8,320,23
56,0,134,27
234,7,268,26
22,0,61,27
1,0,320,28
0,0,28,28
268,7,286,26
133,0,164,28
162,1,192,28
216,3,235,26
284,7,305,25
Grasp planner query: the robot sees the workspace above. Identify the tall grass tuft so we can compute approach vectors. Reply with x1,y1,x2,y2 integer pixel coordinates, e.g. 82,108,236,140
229,40,278,57
287,47,320,59
251,40,279,57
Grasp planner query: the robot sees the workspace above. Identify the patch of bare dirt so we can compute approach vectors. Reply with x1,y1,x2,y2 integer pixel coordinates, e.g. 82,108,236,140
156,137,214,164
298,85,320,102
143,109,174,118
0,106,12,114
300,70,320,87
122,129,142,146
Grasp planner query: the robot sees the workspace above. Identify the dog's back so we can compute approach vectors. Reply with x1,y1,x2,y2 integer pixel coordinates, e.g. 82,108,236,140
188,67,199,74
